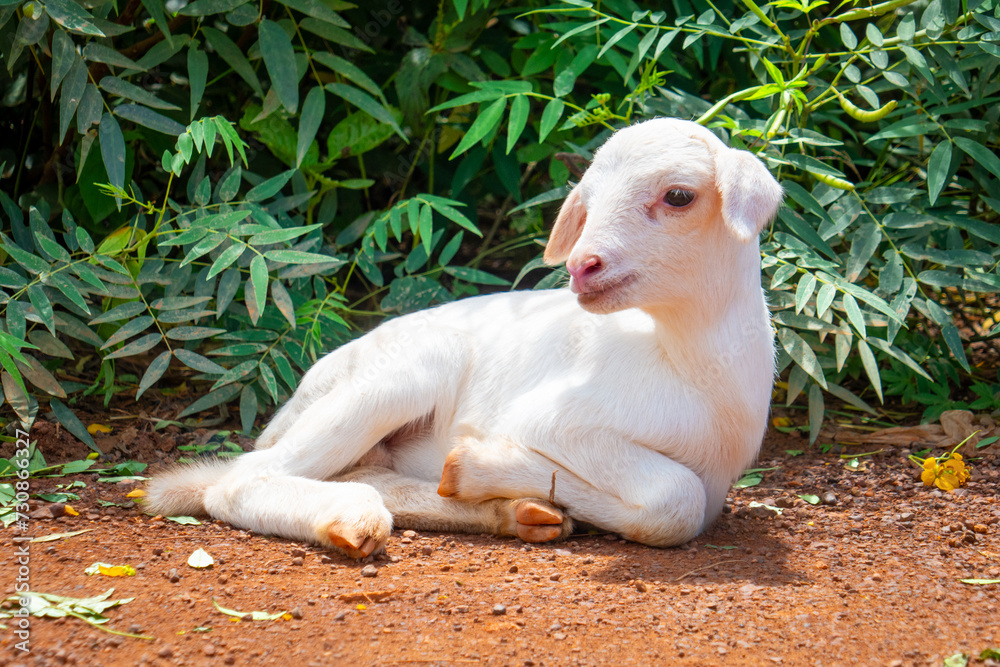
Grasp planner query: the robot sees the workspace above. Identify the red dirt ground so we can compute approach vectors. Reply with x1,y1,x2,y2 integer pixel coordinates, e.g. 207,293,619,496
2,410,999,667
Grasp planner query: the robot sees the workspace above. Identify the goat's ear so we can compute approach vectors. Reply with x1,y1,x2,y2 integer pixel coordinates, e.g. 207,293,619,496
715,148,783,243
544,186,586,265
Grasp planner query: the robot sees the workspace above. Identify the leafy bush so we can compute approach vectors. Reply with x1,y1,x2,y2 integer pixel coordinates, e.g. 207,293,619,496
1,0,998,445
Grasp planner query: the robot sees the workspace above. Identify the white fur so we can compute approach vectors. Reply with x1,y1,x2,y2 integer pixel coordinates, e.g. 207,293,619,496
146,118,782,556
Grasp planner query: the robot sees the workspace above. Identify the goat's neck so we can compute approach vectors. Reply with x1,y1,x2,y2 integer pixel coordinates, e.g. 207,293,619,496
645,255,770,374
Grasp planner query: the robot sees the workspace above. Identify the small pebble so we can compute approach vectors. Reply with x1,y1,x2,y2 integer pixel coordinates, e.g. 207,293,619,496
291,557,304,566
492,604,507,616
290,548,306,558
403,530,417,538
635,580,648,593
289,607,303,619
821,492,838,506
203,643,216,657
361,564,379,578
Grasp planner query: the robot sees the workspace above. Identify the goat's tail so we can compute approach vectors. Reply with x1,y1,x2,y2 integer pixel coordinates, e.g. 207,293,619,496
144,459,235,517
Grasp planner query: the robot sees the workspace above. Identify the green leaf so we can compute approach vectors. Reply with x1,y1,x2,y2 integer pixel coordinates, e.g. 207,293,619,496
202,27,263,98
598,23,637,59
424,198,481,236
268,280,295,328
239,384,257,435
82,44,142,70
506,95,530,154
794,274,816,313
275,0,349,27
248,225,318,246
856,338,883,402
414,204,431,256
426,88,505,114
297,87,325,168
249,255,268,318
259,20,300,113
245,170,294,202
137,350,171,399
777,328,827,389
90,301,145,325
299,18,373,53
443,266,510,285
451,97,506,159
114,104,186,135
99,113,126,209
179,0,248,15
954,137,1000,182
165,515,202,525
49,399,98,451
140,0,173,47
207,243,247,280
555,44,599,98
924,299,970,372
807,383,824,445
553,17,608,48
326,83,406,141
44,0,105,36
174,348,226,374
263,249,340,265
166,326,226,341
312,52,383,100
841,293,867,339
101,316,155,349
50,30,76,100
187,46,208,120
104,333,162,360
212,359,257,391
326,111,396,161
177,384,241,418
179,232,226,267
100,76,180,111
34,231,71,262
846,223,880,283
27,286,56,335
539,98,564,143
151,296,212,311
59,56,87,143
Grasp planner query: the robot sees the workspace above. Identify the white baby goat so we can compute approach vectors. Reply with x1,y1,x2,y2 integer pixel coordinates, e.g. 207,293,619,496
147,117,783,558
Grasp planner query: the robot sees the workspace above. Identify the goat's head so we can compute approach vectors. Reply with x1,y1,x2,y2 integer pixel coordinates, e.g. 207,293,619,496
543,118,783,316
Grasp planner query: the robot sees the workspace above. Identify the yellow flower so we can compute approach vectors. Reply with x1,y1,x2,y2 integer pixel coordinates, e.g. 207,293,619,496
942,454,970,483
919,453,971,491
921,457,939,487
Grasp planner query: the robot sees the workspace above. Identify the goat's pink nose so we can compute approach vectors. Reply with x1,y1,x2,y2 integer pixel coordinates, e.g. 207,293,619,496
566,255,603,287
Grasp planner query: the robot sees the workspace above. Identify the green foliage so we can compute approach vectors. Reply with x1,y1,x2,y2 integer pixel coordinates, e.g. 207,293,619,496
0,0,998,443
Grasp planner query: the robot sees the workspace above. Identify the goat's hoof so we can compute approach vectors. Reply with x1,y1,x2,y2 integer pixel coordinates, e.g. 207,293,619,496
513,499,570,543
327,523,386,559
437,448,463,497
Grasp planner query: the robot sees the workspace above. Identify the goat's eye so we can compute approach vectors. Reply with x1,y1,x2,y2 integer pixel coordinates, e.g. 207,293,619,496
663,189,695,207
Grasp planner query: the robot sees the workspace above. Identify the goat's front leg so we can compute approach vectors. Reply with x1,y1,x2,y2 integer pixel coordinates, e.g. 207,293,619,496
437,431,707,547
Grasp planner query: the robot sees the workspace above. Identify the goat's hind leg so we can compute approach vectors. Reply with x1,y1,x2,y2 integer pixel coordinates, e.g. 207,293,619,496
340,467,573,543
203,328,472,556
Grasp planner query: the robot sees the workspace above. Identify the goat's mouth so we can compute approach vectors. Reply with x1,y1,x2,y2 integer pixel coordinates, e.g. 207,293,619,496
574,273,636,307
